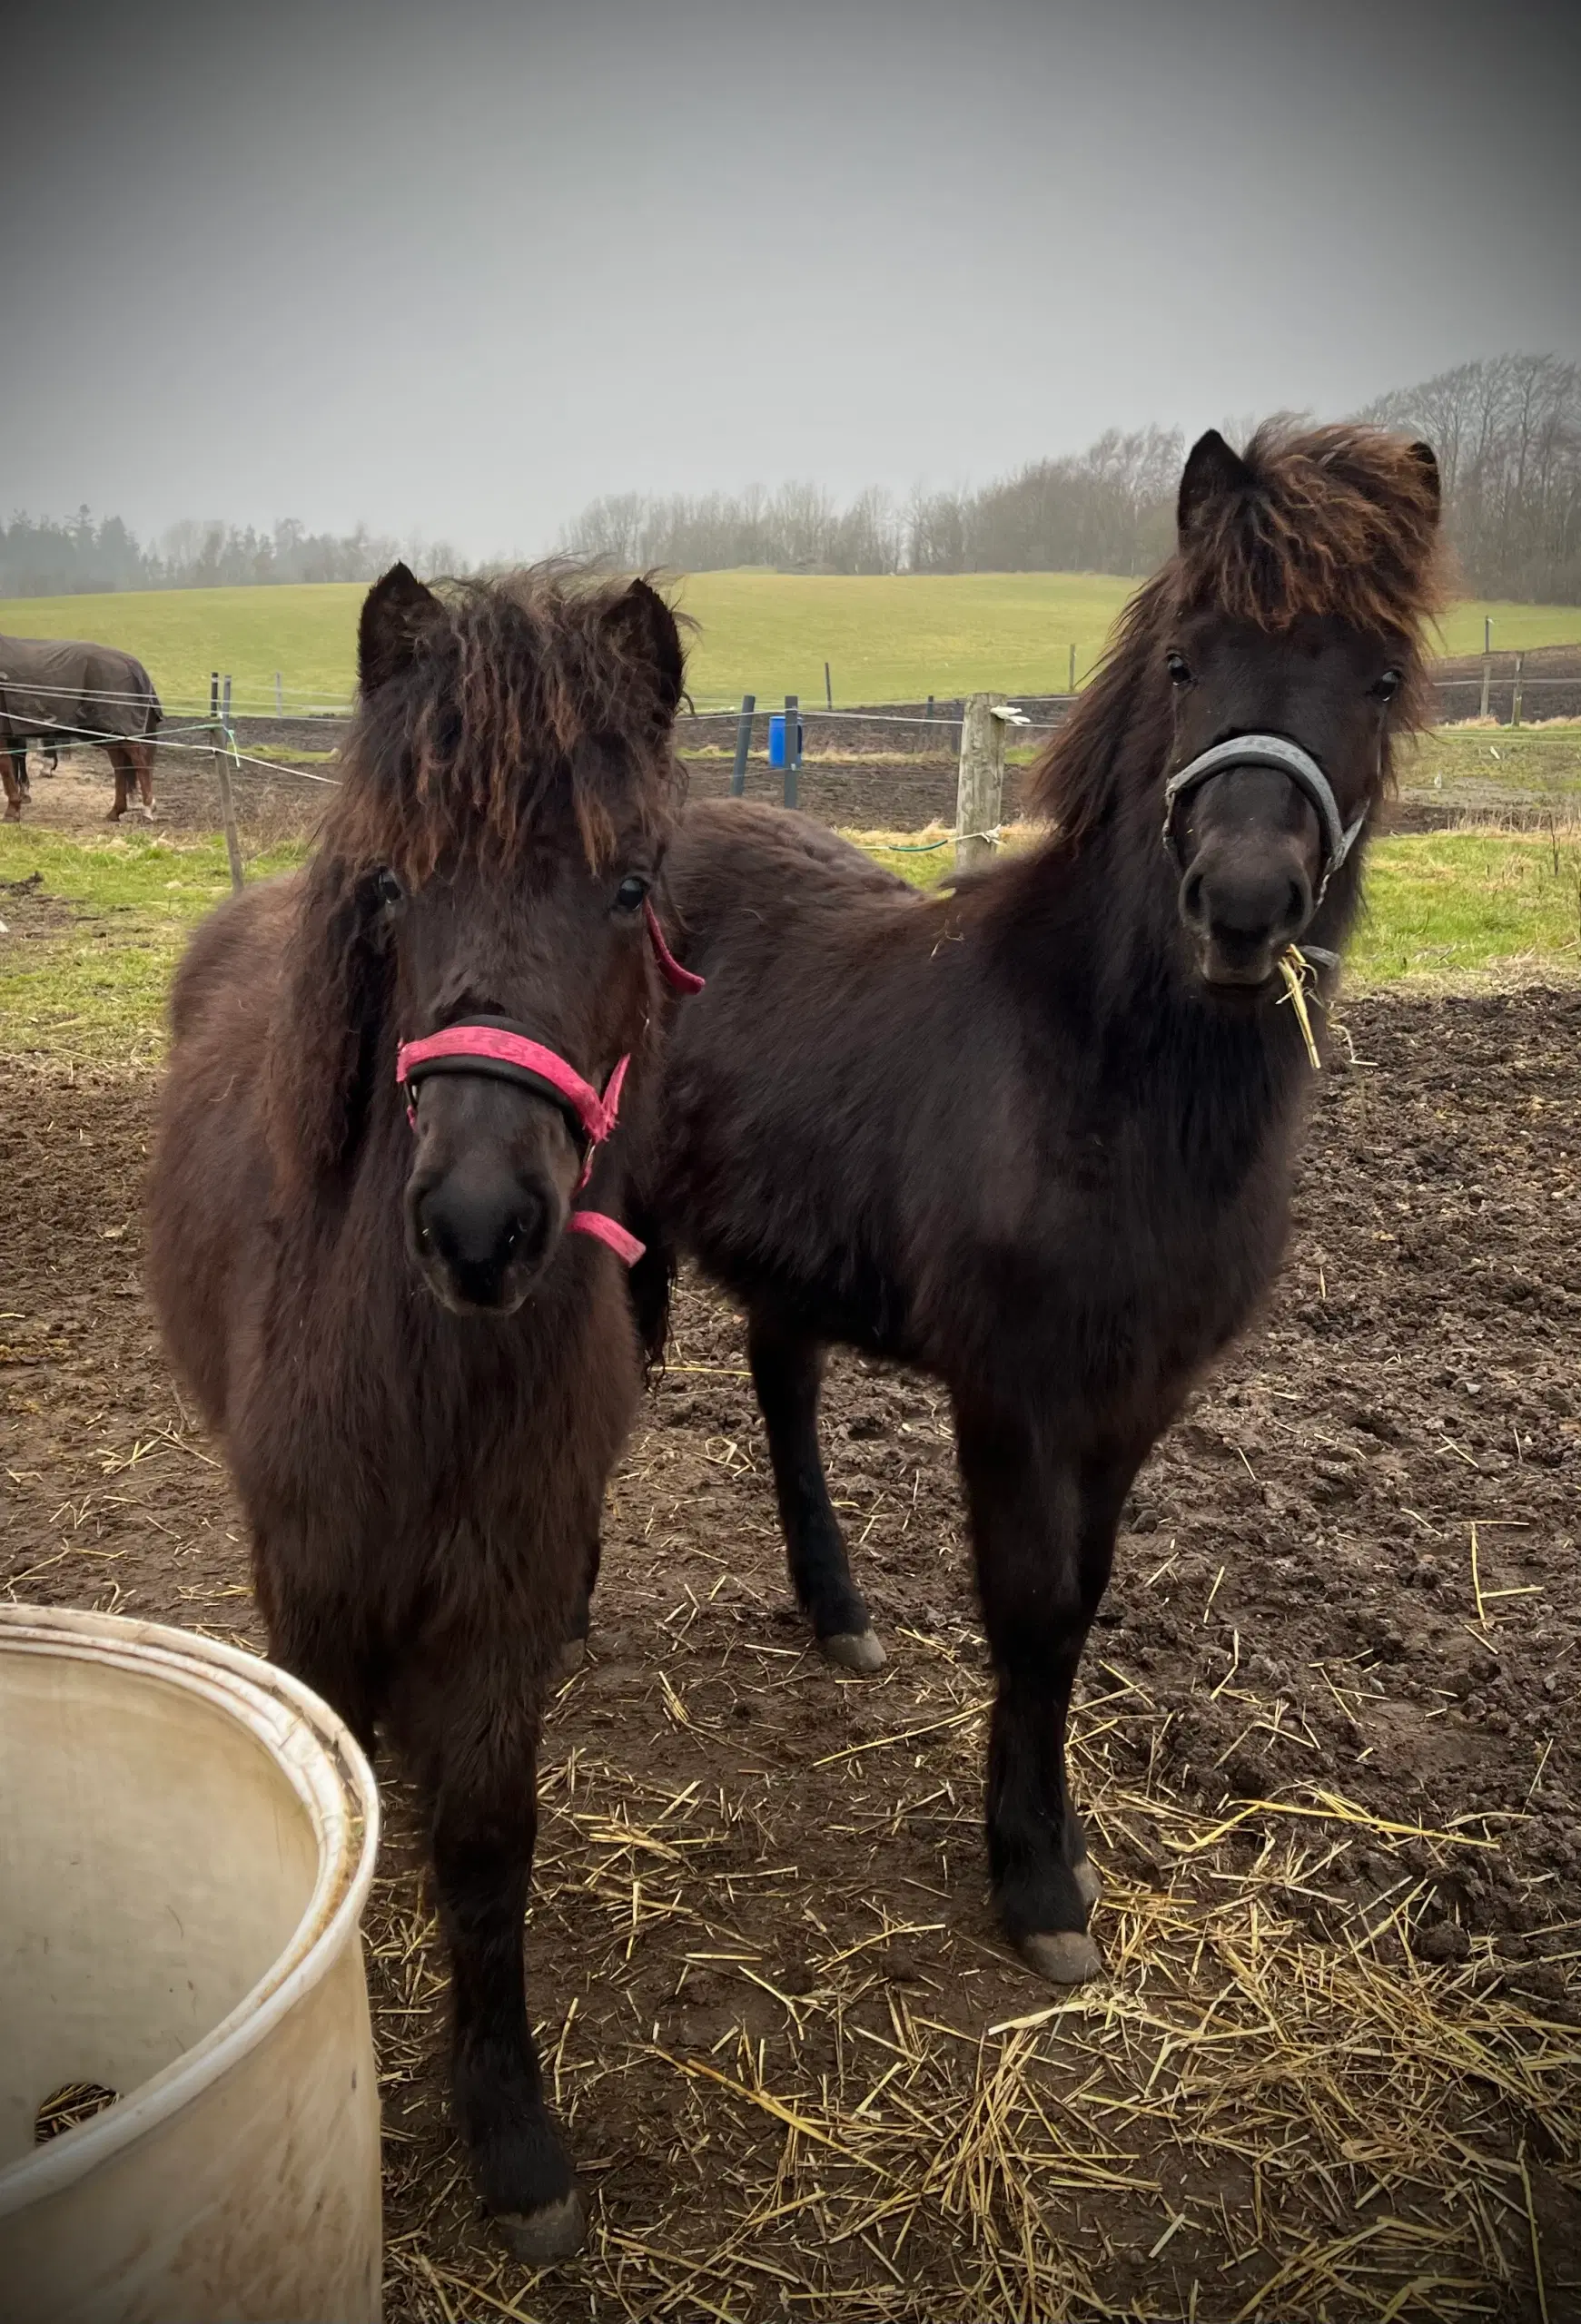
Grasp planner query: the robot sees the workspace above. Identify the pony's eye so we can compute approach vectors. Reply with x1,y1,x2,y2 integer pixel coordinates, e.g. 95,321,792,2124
613,873,649,914
374,867,404,907
1371,668,1402,704
1166,651,1193,687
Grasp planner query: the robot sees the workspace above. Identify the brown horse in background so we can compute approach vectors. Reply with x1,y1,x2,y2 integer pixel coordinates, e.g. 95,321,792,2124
629,424,1445,1987
148,562,687,2260
0,631,161,820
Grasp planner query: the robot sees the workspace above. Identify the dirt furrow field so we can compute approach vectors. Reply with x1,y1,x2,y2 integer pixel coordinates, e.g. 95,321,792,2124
3,981,1578,2320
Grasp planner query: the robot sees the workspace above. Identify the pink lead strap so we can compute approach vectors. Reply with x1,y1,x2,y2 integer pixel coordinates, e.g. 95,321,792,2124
646,898,705,993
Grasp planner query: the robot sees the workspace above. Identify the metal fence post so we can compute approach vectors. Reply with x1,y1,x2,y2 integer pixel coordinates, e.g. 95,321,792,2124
1510,652,1526,728
783,694,800,811
730,693,756,797
213,671,243,893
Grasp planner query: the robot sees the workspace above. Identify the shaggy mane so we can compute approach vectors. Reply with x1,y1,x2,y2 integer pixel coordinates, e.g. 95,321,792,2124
327,564,687,882
1030,423,1449,835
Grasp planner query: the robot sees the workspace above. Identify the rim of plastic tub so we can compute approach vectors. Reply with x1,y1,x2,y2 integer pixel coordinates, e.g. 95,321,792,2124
0,1603,380,2215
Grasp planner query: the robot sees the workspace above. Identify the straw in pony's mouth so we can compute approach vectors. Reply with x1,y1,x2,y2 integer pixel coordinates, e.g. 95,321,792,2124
1277,945,1324,1071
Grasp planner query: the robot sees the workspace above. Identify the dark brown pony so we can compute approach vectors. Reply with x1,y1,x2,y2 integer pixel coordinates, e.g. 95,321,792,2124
628,424,1444,1986
148,561,687,2260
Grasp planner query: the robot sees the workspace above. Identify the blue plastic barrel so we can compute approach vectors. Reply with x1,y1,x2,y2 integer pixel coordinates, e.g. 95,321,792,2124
767,714,804,770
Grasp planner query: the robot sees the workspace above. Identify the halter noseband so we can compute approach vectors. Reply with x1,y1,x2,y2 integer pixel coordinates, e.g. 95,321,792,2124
1161,734,1366,911
394,898,703,1270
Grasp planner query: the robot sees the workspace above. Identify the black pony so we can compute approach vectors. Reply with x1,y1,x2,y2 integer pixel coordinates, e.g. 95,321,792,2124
628,423,1445,1984
151,564,688,2258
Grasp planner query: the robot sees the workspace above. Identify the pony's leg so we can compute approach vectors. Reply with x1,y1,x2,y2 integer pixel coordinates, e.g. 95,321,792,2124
2,748,23,822
748,1304,884,1673
106,744,131,821
558,1529,600,1678
401,1644,583,2261
954,1403,1140,1984
133,741,157,819
252,1550,382,1754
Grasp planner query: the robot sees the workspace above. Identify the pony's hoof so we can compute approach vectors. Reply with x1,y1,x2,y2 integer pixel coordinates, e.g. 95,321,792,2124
821,1629,886,1674
1073,1856,1102,1912
1021,1929,1103,1985
494,2188,585,2263
556,1634,588,1682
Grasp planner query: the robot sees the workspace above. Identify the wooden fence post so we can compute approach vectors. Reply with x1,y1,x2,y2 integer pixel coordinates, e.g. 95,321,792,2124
1068,643,1077,694
956,692,1005,873
1479,654,1492,721
783,694,800,811
1510,652,1526,728
730,693,756,797
212,671,243,893
825,661,833,710
274,670,284,716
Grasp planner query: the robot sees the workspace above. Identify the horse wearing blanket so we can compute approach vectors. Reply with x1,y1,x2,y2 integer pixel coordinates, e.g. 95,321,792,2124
0,632,161,821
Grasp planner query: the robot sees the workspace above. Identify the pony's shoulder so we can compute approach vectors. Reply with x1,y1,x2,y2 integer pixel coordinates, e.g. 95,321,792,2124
169,871,304,1044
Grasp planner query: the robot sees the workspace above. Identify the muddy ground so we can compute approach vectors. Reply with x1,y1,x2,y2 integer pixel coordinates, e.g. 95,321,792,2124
7,737,1000,841
15,732,1569,850
2,970,1578,2319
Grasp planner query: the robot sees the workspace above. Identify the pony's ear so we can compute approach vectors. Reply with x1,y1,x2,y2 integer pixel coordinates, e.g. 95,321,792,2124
1407,439,1441,525
359,563,441,696
1177,429,1253,544
605,577,686,719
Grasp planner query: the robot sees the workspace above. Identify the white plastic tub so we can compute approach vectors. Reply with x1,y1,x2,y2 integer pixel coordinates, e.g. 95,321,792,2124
0,1604,382,2324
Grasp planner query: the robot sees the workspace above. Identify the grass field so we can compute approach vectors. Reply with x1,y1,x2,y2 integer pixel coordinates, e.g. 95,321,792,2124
2,575,1577,716
855,825,1581,986
5,822,1576,1065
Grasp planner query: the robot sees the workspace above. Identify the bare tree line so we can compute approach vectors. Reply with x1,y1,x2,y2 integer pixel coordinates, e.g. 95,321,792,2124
567,359,1581,599
5,357,1577,601
562,429,1181,579
1359,355,1581,602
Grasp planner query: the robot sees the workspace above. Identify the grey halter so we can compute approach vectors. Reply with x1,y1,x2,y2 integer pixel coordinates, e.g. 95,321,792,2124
1161,733,1367,911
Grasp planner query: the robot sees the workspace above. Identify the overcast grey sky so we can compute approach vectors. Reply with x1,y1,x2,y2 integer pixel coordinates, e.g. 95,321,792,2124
4,0,1578,557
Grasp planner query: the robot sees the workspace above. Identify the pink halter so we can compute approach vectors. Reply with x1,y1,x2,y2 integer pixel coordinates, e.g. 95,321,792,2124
395,899,701,1268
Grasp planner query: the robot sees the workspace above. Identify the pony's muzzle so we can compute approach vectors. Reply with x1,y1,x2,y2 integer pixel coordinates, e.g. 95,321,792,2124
1180,852,1313,991
403,1084,582,1315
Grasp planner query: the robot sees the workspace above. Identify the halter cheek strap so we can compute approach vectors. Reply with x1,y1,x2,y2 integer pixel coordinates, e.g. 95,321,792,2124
394,901,703,1270
1161,734,1367,908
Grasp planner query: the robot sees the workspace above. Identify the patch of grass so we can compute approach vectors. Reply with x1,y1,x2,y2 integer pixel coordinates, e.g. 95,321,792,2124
5,824,1578,1068
1350,830,1581,986
849,824,1581,988
0,826,306,1062
1400,720,1581,812
3,576,1576,718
